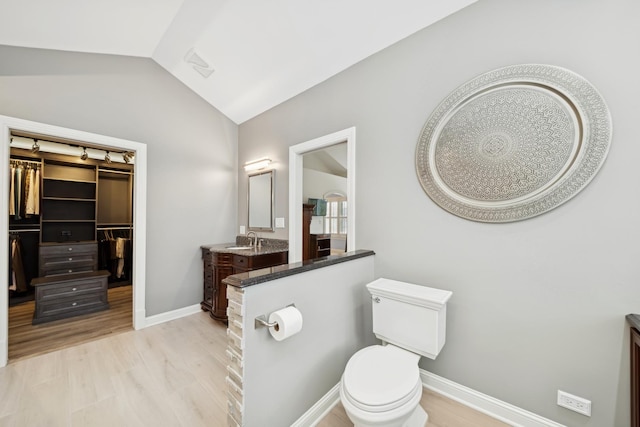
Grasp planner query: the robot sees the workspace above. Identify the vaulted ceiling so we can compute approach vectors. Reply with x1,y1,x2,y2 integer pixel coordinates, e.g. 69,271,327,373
0,0,477,124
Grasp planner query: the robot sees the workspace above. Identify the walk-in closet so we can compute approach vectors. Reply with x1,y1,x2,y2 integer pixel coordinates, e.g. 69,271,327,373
7,131,135,361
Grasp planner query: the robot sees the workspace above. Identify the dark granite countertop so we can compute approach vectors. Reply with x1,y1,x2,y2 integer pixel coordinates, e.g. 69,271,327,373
627,314,640,330
201,242,289,256
223,249,375,288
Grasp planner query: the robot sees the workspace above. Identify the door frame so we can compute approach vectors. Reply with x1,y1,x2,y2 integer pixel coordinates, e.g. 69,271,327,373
0,115,147,367
288,127,356,263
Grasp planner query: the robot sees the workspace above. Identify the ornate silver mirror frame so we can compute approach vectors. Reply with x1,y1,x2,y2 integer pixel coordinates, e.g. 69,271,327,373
415,64,612,223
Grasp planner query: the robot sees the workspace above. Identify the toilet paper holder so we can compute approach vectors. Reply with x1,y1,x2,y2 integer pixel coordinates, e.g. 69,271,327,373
254,303,296,329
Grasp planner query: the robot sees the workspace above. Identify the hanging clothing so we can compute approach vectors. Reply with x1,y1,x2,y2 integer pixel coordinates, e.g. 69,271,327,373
33,167,40,215
14,165,23,220
9,164,15,216
25,167,37,215
9,236,27,293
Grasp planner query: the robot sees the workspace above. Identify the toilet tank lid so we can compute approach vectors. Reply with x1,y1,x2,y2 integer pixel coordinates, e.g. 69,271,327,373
367,278,452,309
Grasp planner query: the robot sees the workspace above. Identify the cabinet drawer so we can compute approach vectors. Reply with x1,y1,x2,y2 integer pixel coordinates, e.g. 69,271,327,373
40,242,97,256
37,292,107,318
39,242,98,276
42,264,95,277
214,253,233,264
32,270,110,324
232,255,248,269
36,277,106,300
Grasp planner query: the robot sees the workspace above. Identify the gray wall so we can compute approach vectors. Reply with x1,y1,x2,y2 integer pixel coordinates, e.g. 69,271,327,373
238,0,640,425
0,45,238,316
243,255,375,426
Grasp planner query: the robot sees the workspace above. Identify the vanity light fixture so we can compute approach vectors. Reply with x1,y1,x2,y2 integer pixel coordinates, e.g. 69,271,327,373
31,139,40,154
244,158,272,172
80,147,88,161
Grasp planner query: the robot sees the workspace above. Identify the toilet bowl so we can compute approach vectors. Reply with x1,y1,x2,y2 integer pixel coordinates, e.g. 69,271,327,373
339,278,452,427
339,345,426,427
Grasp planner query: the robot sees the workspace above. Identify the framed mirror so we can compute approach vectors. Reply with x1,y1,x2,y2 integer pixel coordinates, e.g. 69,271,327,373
248,170,274,231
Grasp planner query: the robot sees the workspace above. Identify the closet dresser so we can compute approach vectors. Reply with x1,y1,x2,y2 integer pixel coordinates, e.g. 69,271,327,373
10,139,133,324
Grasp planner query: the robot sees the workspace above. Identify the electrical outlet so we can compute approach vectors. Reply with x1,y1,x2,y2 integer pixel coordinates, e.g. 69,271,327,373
239,225,246,234
557,390,591,416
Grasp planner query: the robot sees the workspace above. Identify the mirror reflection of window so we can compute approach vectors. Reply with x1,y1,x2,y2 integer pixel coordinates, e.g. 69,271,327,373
324,193,347,254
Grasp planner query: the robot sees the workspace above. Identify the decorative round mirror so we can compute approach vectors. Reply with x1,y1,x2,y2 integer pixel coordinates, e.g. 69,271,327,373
415,64,612,223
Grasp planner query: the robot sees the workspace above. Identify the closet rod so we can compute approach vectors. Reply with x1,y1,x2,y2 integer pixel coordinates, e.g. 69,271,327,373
97,226,133,231
98,168,132,175
10,158,41,166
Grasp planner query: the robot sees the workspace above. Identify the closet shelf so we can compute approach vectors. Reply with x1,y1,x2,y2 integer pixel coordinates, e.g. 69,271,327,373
43,177,96,184
42,196,96,202
42,219,97,223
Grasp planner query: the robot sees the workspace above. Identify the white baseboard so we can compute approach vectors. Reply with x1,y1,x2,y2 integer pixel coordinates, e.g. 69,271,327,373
291,383,341,427
420,370,565,427
144,303,202,327
292,371,565,427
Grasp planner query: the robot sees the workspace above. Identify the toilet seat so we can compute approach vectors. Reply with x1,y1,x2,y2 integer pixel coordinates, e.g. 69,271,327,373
342,345,421,413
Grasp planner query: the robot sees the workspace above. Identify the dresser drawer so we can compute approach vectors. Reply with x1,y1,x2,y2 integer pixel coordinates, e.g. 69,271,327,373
32,270,110,324
36,292,107,320
36,276,106,300
40,258,96,276
40,242,97,256
39,242,98,276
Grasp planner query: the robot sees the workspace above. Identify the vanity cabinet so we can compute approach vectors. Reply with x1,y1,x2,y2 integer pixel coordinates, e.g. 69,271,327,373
202,248,288,323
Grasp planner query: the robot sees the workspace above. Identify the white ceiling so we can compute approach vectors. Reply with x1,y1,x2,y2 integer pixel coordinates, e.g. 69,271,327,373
0,0,476,124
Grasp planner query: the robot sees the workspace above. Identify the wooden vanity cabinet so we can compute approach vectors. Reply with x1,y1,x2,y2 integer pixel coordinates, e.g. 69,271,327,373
202,249,288,323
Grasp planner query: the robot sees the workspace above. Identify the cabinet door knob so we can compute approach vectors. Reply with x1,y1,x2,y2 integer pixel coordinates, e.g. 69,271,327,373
71,302,77,306
69,257,73,261
72,288,77,291
68,269,73,273
68,247,73,251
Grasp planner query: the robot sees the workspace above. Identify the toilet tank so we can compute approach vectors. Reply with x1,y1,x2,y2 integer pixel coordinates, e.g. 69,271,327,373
367,278,452,360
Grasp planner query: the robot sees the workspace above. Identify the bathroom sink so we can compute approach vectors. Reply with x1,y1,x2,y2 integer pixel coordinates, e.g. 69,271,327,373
225,246,255,250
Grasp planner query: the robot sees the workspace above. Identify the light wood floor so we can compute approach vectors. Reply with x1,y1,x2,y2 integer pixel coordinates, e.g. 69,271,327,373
317,391,509,427
8,285,133,362
3,305,508,426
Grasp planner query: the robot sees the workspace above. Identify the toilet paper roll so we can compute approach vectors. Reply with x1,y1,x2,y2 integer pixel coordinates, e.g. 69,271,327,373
268,306,303,341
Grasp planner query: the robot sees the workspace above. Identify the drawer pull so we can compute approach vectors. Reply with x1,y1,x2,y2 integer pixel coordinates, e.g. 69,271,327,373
71,302,77,306
72,288,77,291
68,247,73,251
68,269,73,273
69,257,73,261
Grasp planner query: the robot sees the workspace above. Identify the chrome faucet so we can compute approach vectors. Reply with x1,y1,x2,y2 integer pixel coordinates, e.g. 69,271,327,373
246,231,257,248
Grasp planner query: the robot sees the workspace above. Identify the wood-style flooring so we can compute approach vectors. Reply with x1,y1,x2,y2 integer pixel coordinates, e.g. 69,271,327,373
317,391,509,427
8,285,133,362
4,297,508,426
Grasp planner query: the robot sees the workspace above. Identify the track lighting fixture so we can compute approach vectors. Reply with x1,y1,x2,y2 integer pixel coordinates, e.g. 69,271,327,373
104,151,111,164
31,140,40,154
122,151,133,164
80,147,88,161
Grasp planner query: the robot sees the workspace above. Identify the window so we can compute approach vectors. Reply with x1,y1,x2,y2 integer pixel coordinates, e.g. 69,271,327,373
324,195,347,235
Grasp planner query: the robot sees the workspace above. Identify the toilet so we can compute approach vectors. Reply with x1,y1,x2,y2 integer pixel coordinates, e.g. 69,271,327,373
340,278,452,427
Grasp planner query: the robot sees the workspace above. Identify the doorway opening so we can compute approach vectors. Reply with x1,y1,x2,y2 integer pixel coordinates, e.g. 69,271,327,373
288,127,356,263
0,115,147,367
